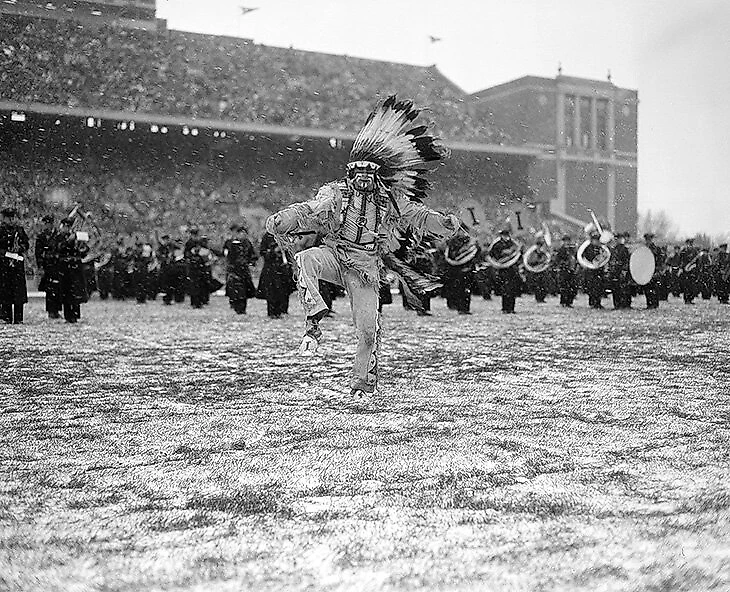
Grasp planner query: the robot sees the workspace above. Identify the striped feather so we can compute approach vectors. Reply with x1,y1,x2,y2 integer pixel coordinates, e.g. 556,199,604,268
350,95,447,201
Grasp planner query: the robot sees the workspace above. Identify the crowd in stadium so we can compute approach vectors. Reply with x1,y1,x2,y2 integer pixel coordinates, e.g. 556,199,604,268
0,14,505,142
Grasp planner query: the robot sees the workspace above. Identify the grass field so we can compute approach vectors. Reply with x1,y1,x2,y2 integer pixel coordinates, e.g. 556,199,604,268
1,293,729,592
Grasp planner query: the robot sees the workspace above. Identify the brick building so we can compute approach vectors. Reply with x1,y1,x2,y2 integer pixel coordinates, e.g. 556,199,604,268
470,75,638,234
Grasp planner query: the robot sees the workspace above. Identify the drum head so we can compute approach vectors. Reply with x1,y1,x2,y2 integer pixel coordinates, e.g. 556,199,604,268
630,245,655,285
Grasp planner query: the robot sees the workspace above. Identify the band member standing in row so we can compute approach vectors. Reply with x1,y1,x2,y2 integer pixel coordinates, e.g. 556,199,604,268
184,227,208,309
643,232,665,310
0,208,30,324
57,217,89,323
679,237,700,304
35,213,62,318
443,228,479,315
131,235,154,305
157,234,186,305
582,231,607,309
714,243,729,304
257,231,295,318
525,233,550,304
489,228,521,314
554,234,578,308
696,247,714,300
609,232,632,309
223,223,257,314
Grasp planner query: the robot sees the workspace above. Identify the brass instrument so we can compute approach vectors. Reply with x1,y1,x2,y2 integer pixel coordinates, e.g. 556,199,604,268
577,240,611,270
523,243,552,273
484,237,522,269
578,211,612,270
523,223,553,273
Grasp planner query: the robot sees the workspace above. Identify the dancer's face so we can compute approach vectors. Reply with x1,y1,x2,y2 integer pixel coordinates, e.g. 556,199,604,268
351,170,376,193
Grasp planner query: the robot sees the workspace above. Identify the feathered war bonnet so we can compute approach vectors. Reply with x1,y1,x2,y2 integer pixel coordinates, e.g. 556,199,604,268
348,96,449,211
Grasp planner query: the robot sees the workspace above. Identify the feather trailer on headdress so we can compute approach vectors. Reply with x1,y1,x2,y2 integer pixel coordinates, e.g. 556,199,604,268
381,252,442,313
350,95,449,203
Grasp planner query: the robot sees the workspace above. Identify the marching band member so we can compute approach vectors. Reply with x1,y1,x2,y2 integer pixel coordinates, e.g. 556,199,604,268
554,234,578,308
642,233,664,309
582,231,607,309
157,234,183,305
696,247,713,300
0,208,30,324
609,232,632,309
715,243,729,304
443,227,480,315
56,217,89,323
257,231,295,318
524,232,550,303
131,234,154,304
679,237,700,304
223,223,257,315
488,227,521,314
35,213,62,319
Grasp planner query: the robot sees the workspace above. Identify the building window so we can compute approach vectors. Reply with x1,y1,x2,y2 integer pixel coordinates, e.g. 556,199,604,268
564,95,575,147
579,97,592,149
596,99,609,151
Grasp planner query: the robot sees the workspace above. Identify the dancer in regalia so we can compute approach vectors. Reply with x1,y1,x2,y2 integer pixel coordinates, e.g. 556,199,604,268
266,96,460,397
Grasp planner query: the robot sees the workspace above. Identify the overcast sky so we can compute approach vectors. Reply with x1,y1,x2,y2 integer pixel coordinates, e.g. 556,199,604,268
157,0,730,237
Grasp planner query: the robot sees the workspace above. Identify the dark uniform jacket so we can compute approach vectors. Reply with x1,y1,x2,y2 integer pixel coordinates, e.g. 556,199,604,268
0,222,30,304
257,232,294,299
489,238,522,295
224,236,257,300
56,231,89,304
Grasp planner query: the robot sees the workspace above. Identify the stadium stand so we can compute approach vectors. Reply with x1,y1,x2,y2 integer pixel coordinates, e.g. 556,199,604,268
0,14,507,143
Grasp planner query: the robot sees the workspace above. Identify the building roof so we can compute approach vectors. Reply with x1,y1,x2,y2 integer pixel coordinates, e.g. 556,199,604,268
470,74,636,102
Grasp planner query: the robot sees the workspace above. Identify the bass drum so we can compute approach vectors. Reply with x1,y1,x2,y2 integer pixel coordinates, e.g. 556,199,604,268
630,245,656,285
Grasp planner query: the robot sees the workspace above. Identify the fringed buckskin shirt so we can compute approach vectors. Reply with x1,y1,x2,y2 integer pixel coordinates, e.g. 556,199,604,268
266,180,458,286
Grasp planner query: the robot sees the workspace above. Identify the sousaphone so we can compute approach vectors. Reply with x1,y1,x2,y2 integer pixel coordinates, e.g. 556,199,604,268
485,237,521,269
578,212,611,270
523,223,553,273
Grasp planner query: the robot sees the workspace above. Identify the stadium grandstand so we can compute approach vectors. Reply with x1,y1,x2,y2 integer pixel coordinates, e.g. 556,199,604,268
0,0,637,275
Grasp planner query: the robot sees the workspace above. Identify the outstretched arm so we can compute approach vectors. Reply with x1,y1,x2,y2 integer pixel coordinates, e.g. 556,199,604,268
397,197,460,241
265,184,339,236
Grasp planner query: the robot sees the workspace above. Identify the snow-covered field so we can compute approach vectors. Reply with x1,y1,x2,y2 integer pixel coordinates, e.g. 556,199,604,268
1,294,729,591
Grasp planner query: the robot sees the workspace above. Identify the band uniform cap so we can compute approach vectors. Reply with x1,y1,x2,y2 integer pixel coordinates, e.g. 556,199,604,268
498,228,511,235
589,231,601,239
561,234,571,241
